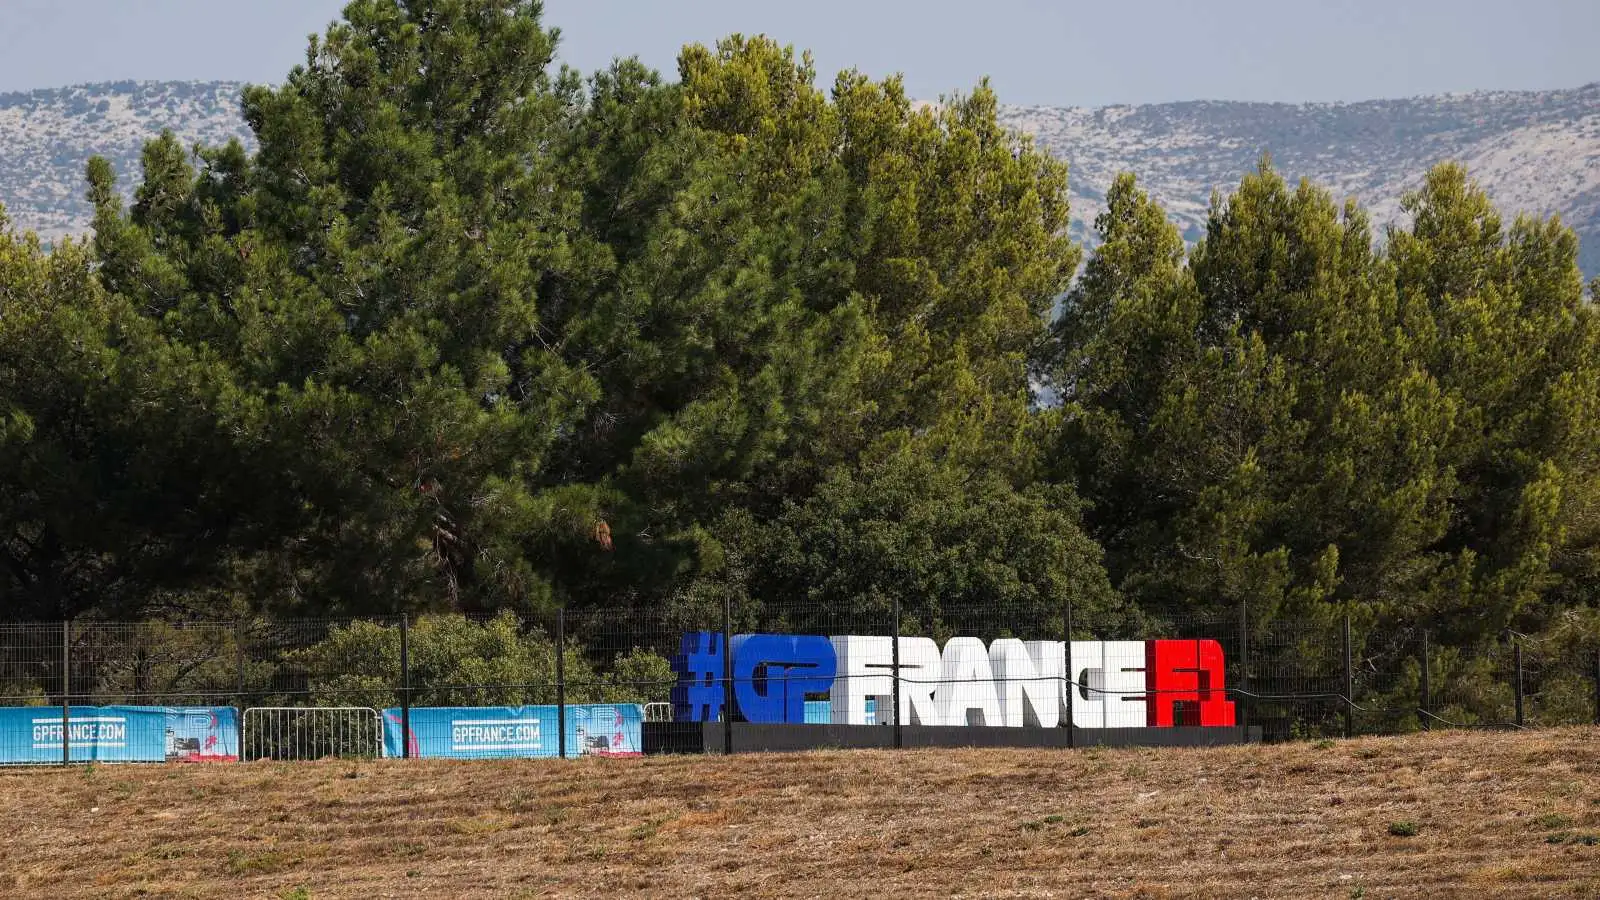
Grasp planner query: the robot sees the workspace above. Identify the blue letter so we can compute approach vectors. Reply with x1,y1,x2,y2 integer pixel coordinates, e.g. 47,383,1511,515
670,631,726,722
731,634,838,724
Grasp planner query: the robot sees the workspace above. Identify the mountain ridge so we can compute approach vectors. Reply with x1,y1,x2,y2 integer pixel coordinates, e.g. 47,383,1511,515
3,79,1597,277
1000,81,1600,278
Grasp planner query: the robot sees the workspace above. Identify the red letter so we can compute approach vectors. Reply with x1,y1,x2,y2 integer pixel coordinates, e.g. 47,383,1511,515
1145,640,1235,727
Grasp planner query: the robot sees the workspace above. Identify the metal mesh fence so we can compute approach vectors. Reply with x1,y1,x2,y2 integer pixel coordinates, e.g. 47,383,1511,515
0,607,1593,766
0,622,60,707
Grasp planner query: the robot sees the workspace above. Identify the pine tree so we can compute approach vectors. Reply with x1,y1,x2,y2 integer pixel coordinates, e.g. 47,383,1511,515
1053,159,1600,647
0,209,246,618
86,0,598,614
69,10,1114,626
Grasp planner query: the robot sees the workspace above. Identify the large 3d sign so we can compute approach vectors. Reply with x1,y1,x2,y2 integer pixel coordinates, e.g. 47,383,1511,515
671,633,1235,729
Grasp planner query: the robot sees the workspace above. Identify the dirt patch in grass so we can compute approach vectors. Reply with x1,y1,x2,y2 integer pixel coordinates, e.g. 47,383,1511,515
0,728,1596,898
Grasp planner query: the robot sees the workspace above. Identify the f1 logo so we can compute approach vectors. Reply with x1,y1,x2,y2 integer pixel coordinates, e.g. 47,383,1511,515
1146,640,1235,727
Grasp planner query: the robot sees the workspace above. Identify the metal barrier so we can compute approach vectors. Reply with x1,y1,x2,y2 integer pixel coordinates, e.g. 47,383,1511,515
643,702,673,723
241,707,382,761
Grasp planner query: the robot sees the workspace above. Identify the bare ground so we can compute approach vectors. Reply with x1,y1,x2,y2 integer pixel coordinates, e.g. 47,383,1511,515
0,727,1597,899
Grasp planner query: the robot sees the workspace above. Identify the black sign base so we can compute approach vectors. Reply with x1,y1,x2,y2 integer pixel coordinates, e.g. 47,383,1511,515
643,722,1261,755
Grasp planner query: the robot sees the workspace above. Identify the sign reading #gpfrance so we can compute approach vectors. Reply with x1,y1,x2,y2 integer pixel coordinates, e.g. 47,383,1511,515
671,634,1235,728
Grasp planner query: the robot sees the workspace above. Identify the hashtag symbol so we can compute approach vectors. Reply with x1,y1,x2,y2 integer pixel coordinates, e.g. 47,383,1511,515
671,631,725,722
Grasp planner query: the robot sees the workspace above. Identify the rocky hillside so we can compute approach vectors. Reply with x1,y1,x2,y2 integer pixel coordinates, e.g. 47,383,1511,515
0,81,246,240
1001,83,1600,278
3,80,1598,277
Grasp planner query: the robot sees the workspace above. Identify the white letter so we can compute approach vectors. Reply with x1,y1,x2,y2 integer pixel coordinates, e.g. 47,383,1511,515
1066,640,1148,729
829,636,893,725
1101,641,1149,728
990,639,1062,728
1066,641,1146,728
935,637,1003,727
1066,641,1104,728
895,637,943,726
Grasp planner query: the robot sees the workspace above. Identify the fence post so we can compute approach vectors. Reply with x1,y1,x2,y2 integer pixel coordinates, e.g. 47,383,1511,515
1063,595,1074,749
235,620,247,755
891,593,902,749
1593,648,1600,728
1513,638,1524,729
1419,630,1430,731
61,620,71,766
1237,598,1249,745
721,592,734,755
399,614,411,760
1342,613,1353,740
556,606,567,761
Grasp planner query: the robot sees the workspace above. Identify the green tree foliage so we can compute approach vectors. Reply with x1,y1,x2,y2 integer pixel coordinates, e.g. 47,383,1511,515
570,37,1110,627
64,4,1116,629
294,613,672,707
0,207,252,619
1052,161,1600,650
695,446,1125,639
86,2,601,616
522,36,1099,624
1387,165,1600,638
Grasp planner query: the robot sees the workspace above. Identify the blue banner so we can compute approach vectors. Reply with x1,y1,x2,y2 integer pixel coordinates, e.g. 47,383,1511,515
803,698,876,725
0,706,238,764
381,705,643,759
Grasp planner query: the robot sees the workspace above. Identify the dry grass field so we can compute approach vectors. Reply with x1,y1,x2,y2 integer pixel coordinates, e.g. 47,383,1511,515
0,727,1596,898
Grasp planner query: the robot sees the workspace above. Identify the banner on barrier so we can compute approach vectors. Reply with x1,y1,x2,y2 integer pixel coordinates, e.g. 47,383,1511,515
381,704,643,759
0,706,239,764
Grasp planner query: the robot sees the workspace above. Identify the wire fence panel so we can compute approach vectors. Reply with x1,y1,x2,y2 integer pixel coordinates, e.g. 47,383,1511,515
562,598,718,754
0,623,61,707
1245,617,1347,741
1424,638,1518,730
73,621,241,707
1510,639,1593,728
0,609,1592,766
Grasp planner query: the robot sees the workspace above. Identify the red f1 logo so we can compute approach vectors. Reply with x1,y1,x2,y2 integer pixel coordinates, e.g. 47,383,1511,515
1146,640,1236,727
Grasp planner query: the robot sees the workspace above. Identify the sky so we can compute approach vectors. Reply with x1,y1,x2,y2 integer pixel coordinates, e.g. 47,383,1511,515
0,0,1595,107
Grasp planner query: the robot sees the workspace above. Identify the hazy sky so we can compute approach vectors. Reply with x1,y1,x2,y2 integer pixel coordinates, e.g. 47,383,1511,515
0,0,1595,107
